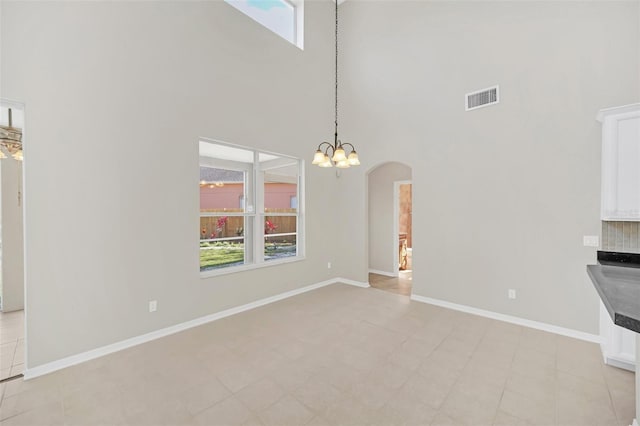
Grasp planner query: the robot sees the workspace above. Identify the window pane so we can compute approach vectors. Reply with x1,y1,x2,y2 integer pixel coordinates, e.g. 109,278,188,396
263,159,298,213
200,216,245,271
264,215,296,261
200,166,245,213
225,0,295,45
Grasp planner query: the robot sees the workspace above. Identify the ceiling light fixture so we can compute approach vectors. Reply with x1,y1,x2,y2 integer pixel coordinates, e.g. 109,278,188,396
0,108,23,161
311,0,360,169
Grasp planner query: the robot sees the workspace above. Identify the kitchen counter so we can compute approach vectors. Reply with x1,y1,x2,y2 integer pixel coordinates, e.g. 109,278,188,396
587,254,640,333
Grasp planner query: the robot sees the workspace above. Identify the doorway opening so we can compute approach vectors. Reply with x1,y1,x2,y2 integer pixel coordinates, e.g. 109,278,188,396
0,100,25,381
367,162,412,296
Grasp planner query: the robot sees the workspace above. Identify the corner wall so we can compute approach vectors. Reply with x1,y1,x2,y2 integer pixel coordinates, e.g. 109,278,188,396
337,0,640,334
1,0,340,368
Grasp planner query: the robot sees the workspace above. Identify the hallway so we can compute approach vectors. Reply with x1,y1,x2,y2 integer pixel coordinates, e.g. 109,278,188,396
369,250,412,297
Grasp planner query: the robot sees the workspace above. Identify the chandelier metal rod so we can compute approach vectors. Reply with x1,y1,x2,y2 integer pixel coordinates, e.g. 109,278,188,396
334,0,338,146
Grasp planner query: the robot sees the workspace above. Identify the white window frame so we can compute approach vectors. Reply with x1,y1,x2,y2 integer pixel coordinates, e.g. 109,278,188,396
224,0,304,50
199,139,305,278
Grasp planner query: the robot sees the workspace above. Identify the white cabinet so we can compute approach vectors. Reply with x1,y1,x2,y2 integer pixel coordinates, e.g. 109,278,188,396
598,104,640,221
600,301,636,371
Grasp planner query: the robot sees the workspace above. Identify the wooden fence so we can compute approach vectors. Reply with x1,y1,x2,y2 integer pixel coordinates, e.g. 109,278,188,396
200,209,296,239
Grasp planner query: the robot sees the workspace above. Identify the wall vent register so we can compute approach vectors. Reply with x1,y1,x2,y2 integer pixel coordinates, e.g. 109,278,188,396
465,85,499,111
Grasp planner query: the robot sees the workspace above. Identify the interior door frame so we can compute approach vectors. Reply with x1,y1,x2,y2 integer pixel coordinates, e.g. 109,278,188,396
0,98,27,372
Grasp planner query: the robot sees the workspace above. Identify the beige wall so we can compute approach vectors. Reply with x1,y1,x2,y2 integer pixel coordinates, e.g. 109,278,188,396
1,0,340,368
0,158,24,312
368,162,411,274
2,0,639,370
336,0,640,334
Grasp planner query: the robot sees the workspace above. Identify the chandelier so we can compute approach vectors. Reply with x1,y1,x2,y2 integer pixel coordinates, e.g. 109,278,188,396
0,108,23,161
311,0,359,169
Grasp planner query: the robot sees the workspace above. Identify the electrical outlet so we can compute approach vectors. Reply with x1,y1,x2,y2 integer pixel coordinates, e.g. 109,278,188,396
327,262,332,269
508,289,516,300
149,300,157,312
583,236,599,247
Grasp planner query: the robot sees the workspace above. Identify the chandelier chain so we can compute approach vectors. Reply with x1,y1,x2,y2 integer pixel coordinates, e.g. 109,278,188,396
334,0,338,136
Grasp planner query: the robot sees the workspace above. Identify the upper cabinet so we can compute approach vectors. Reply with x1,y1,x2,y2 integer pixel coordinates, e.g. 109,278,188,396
598,104,640,221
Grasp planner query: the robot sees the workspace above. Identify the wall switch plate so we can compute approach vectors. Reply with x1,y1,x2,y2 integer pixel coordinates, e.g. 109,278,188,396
149,300,157,312
583,236,599,247
508,289,516,299
327,262,332,269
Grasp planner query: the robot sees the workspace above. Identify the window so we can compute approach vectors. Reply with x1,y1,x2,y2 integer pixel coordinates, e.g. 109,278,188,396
199,139,304,275
224,0,304,49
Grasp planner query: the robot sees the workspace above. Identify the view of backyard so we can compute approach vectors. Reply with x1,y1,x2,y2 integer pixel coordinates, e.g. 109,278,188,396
199,160,300,272
199,236,297,271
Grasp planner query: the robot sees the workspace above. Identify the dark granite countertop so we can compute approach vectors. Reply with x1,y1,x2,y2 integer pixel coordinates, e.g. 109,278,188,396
597,250,640,268
587,262,640,333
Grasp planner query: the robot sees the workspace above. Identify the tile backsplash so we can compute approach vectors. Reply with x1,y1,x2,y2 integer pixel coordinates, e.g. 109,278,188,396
602,221,640,253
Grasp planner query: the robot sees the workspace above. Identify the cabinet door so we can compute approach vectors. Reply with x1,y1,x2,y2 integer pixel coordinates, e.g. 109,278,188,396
600,105,640,220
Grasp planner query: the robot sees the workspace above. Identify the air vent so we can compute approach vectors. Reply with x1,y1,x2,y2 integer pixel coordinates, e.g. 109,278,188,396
465,85,499,111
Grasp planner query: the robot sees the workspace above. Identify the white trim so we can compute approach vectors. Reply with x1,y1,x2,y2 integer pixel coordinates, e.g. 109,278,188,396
25,279,333,379
200,255,305,279
596,102,640,122
23,278,367,380
631,420,638,426
368,269,396,277
410,294,601,344
336,278,370,288
604,355,635,372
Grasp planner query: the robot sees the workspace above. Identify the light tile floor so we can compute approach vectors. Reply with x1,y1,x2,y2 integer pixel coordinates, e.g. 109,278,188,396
0,310,24,381
369,271,413,296
369,251,413,296
0,284,635,426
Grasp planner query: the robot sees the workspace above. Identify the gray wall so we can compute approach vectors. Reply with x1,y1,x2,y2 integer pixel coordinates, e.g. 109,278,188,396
2,0,639,369
368,162,411,274
1,0,341,368
335,0,640,334
0,158,24,312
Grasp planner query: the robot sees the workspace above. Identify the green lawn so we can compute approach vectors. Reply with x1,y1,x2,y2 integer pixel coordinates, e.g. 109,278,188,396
199,241,297,271
199,243,244,270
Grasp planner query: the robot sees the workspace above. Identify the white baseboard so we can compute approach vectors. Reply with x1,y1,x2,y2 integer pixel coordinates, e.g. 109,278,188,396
368,269,397,277
410,294,601,344
604,354,636,372
631,419,638,426
336,277,371,288
24,278,353,380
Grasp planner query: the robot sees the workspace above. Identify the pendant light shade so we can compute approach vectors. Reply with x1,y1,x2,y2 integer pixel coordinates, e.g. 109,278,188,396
312,150,325,165
311,0,360,169
347,151,360,166
319,154,333,167
332,147,347,163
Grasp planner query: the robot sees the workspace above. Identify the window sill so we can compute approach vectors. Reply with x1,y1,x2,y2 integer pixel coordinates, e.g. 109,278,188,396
200,255,306,279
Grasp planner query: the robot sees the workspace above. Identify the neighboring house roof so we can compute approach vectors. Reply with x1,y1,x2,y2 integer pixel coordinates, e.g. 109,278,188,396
200,167,244,183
